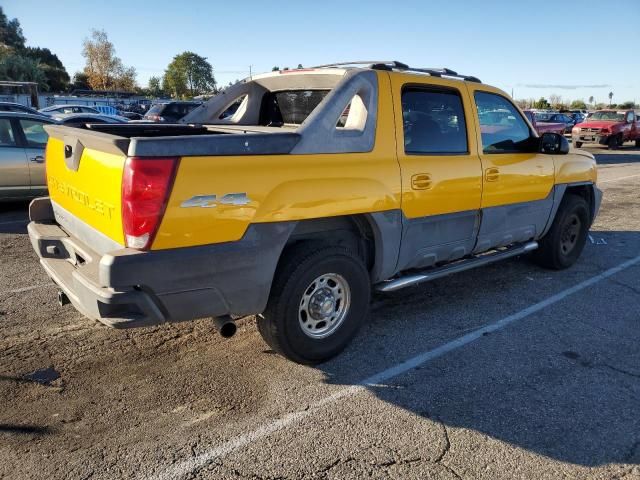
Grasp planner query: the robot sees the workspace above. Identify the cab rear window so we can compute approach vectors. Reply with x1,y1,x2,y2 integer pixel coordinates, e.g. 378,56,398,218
259,90,329,126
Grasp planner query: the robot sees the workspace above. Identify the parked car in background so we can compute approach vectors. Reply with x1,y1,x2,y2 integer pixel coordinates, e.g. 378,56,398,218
40,105,101,116
0,102,45,116
143,101,202,122
0,112,55,200
535,112,576,134
569,112,585,124
523,110,565,136
56,113,128,127
118,111,144,120
572,110,640,148
94,105,119,116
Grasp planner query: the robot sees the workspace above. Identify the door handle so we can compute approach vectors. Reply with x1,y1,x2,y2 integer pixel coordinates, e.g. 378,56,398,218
411,173,432,190
30,155,45,163
485,167,500,182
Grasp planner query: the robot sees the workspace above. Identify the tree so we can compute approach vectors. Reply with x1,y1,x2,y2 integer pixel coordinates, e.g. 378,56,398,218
0,53,47,88
618,101,635,109
71,71,90,90
297,64,303,69
608,91,613,106
588,96,594,107
163,51,215,98
0,7,25,49
548,94,563,110
82,29,137,91
147,76,163,97
272,66,280,71
532,97,550,109
569,100,587,110
22,47,69,91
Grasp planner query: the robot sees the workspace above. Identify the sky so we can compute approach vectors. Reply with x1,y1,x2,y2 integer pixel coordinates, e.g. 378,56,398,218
4,0,640,103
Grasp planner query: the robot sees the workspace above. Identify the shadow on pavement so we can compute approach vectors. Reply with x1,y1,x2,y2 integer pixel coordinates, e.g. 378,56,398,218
318,230,640,467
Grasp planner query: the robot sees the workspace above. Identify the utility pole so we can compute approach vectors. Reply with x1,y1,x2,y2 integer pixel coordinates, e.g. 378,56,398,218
249,65,253,80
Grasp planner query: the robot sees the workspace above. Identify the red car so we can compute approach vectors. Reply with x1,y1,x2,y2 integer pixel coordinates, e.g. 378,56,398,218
523,110,565,136
572,110,640,149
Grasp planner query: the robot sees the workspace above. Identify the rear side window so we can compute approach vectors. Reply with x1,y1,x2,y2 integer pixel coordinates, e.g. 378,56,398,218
0,118,16,146
401,88,468,154
19,119,49,147
474,91,532,153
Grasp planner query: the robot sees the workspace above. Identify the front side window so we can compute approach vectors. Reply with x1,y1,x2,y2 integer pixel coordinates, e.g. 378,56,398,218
19,119,49,147
627,111,634,123
474,91,532,153
402,88,468,154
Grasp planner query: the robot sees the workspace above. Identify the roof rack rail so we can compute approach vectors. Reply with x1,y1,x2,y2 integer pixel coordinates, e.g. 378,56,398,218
312,61,481,83
312,60,409,69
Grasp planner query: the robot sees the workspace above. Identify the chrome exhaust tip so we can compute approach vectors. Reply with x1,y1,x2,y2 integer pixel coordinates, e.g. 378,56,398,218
212,316,237,338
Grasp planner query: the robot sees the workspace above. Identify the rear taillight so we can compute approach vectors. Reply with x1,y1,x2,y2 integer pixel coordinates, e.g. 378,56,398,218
121,157,178,250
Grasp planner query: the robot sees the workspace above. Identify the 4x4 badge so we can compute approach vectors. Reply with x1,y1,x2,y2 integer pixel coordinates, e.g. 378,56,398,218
180,193,250,208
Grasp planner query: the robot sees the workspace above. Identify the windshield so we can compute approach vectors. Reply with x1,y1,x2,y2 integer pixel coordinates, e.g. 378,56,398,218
259,90,329,126
146,104,166,116
588,111,625,121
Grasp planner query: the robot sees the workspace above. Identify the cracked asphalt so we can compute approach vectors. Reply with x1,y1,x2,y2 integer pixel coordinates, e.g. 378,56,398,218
1,145,639,479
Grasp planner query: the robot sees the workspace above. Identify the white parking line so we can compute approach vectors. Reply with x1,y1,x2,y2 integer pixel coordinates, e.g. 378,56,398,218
599,173,640,184
154,254,640,480
1,283,54,295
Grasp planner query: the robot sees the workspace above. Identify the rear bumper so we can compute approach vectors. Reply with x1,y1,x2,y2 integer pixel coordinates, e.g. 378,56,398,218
28,197,293,328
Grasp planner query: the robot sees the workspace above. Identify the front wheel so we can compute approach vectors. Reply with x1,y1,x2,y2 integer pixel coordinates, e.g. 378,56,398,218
258,244,370,364
575,141,583,148
608,134,622,149
532,194,590,270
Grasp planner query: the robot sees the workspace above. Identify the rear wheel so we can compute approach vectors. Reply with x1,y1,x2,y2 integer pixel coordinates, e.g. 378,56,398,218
635,138,640,148
257,243,370,364
532,194,590,270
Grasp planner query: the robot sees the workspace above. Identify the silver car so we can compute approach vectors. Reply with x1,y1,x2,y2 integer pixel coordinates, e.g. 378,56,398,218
0,112,56,201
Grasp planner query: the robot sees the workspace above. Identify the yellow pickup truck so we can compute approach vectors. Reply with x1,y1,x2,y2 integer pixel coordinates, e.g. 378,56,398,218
28,61,601,364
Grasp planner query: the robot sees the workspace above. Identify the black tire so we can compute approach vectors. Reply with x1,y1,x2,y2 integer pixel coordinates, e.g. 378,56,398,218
575,141,583,148
532,194,590,270
257,243,370,364
607,134,622,149
635,138,640,148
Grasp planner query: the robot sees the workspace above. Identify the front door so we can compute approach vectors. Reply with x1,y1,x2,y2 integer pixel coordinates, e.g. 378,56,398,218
0,117,30,199
392,73,483,271
467,87,555,252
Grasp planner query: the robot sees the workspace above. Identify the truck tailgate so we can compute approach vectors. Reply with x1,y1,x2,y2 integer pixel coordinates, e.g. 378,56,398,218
44,125,129,247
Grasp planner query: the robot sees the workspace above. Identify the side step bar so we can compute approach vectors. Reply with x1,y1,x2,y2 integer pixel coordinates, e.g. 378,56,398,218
376,241,538,293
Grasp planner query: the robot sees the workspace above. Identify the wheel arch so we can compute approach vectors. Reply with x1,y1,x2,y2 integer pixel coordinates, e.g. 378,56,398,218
279,211,402,283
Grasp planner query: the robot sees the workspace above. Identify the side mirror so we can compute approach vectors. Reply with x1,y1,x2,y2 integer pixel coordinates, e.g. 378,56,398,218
540,132,569,155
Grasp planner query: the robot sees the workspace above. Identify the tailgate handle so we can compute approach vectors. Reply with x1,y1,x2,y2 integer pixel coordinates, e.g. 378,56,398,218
63,136,84,171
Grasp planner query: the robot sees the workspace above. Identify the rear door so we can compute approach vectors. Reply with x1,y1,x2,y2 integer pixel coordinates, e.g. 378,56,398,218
467,85,555,252
0,116,30,198
16,117,52,195
391,73,483,271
